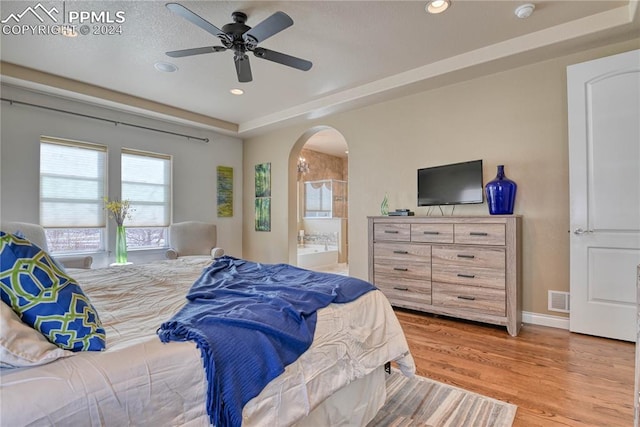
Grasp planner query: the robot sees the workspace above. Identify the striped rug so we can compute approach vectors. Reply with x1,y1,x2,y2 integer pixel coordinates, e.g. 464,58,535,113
369,370,517,427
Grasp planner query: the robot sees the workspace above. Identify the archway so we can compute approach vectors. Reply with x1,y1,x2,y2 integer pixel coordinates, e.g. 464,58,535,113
288,127,349,275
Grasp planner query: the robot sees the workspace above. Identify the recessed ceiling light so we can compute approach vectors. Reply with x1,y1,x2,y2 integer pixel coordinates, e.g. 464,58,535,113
426,0,450,14
61,26,77,37
154,61,178,73
514,3,535,19
230,88,244,95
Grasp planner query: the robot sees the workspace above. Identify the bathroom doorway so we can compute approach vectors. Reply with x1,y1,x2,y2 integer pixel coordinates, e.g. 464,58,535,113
291,128,349,275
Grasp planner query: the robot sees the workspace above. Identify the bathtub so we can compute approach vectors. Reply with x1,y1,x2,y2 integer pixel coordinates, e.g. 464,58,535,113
297,244,339,269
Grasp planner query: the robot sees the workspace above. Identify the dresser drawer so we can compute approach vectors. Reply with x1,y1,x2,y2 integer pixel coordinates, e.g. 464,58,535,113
432,282,505,316
374,223,410,242
411,223,454,243
375,276,432,306
374,259,431,281
432,246,505,269
454,224,505,246
432,263,505,289
374,242,431,262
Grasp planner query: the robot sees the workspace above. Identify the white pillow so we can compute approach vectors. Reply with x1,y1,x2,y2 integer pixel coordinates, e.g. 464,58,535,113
0,301,73,368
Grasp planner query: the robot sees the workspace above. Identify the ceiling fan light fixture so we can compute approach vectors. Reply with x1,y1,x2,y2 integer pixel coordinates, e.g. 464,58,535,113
426,0,450,14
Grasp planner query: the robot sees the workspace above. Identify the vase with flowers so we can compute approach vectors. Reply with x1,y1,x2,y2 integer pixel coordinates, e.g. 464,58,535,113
104,198,133,264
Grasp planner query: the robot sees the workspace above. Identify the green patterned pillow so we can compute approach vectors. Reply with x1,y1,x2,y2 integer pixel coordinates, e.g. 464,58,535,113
0,231,105,351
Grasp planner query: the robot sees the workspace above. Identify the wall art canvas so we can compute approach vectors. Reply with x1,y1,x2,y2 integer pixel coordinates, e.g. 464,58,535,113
217,166,233,217
255,163,271,198
255,197,271,232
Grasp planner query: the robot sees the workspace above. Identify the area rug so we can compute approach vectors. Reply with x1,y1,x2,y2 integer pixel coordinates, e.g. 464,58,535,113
368,369,517,427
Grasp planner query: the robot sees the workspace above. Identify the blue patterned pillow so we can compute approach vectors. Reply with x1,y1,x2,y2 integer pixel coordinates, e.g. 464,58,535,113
12,229,67,273
0,231,105,351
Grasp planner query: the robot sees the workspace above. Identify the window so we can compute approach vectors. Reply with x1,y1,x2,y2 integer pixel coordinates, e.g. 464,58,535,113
121,149,171,249
40,137,106,253
303,179,348,219
304,180,332,218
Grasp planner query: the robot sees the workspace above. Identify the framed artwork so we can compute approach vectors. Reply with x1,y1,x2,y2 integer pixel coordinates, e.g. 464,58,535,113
255,163,271,198
255,197,271,232
216,166,233,217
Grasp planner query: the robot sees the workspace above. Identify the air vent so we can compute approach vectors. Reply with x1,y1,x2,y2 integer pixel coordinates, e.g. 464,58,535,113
548,291,570,313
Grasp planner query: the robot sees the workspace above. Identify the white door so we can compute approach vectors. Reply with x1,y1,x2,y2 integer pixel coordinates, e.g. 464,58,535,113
567,49,640,342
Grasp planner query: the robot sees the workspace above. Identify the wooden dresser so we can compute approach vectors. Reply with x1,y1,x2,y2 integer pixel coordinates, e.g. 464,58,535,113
368,215,522,336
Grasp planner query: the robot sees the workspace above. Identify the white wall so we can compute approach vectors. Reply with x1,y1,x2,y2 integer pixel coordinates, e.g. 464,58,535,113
0,84,243,267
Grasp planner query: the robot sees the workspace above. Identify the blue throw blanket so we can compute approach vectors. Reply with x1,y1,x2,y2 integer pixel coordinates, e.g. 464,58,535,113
157,256,376,427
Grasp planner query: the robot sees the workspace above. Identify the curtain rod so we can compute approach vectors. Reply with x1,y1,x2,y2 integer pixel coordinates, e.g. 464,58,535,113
1,97,210,143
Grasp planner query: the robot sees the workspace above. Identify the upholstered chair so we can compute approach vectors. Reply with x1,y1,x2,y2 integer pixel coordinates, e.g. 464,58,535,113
165,221,224,260
1,221,93,269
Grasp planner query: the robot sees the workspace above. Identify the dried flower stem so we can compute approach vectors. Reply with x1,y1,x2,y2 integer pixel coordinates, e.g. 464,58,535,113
104,198,133,226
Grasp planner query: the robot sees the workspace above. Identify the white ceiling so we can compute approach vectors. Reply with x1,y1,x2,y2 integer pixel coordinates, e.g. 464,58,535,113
1,0,638,149
303,128,348,158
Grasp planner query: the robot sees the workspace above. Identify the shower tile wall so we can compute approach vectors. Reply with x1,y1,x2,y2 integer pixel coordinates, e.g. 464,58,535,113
299,148,347,182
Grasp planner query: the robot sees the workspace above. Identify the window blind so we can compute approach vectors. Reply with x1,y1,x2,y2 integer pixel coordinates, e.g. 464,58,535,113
121,149,172,227
40,137,107,228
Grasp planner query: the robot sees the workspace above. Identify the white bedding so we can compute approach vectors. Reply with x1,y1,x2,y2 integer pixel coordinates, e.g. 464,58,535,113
0,258,415,426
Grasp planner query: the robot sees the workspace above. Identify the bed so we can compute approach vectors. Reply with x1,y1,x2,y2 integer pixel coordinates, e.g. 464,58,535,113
0,251,415,426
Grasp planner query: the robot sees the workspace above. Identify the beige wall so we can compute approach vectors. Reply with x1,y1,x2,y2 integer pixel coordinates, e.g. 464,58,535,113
243,40,639,317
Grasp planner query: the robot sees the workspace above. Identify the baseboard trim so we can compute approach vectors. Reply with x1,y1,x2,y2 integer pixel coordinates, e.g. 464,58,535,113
522,311,569,330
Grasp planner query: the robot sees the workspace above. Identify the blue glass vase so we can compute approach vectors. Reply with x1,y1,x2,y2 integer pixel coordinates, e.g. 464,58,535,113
485,165,517,215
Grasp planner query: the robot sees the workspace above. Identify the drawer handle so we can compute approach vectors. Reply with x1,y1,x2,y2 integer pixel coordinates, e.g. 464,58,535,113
394,267,408,271
457,273,475,279
393,250,409,254
469,232,488,236
423,231,440,235
457,295,476,301
384,230,399,234
457,254,475,259
394,286,409,291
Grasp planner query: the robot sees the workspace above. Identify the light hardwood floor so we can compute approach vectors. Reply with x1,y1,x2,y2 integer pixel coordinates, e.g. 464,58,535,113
395,309,635,426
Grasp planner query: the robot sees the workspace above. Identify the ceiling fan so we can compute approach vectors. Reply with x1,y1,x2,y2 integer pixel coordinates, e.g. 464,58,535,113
165,3,313,83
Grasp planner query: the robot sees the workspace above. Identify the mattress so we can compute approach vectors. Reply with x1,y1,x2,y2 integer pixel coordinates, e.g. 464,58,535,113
0,258,415,426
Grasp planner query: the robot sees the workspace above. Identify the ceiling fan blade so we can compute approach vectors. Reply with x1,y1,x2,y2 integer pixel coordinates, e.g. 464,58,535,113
253,48,312,71
166,46,226,58
166,3,227,40
243,11,293,44
234,55,253,83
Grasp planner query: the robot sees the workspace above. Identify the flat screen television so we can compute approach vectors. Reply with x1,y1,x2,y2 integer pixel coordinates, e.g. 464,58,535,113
417,160,484,206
